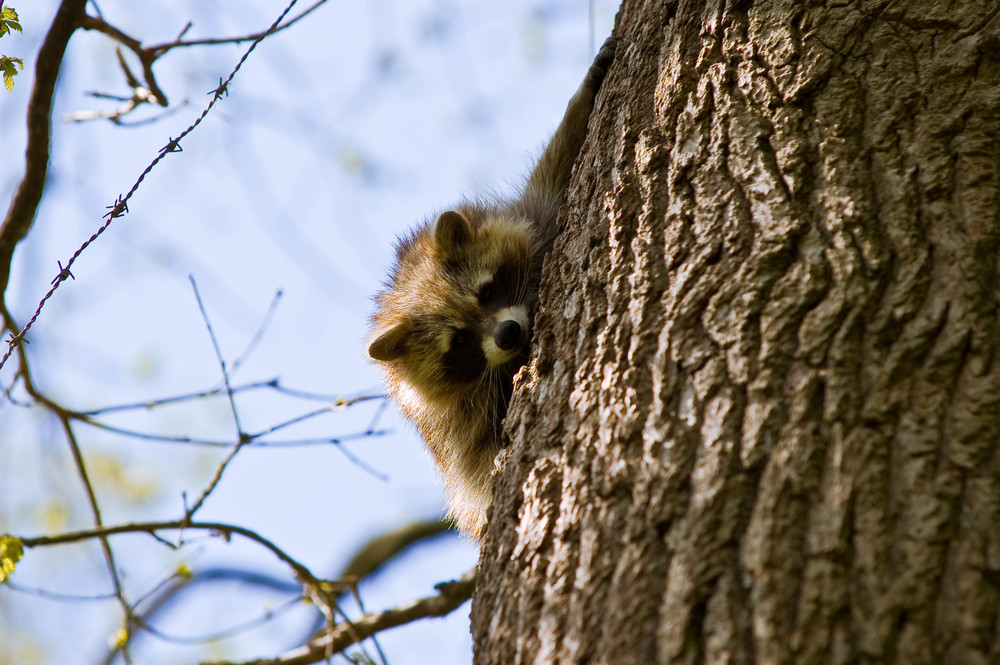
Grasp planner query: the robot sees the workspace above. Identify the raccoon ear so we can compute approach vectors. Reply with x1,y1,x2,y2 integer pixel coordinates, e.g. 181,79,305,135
368,324,409,361
434,210,473,255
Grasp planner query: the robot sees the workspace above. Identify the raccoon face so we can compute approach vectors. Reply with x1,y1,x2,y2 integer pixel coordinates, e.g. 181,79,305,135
368,209,537,398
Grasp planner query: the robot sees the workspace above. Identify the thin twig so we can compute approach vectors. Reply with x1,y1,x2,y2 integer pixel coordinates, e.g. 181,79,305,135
365,395,390,435
74,417,389,450
227,289,283,378
251,405,342,437
146,0,329,56
3,581,119,603
77,379,286,416
57,416,135,663
134,594,304,645
76,380,380,416
188,274,245,436
103,568,304,664
18,520,321,588
348,586,390,665
77,14,169,106
184,275,263,518
6,310,135,659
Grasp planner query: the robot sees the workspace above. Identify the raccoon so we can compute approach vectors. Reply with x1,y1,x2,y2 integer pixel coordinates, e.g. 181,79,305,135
368,37,616,538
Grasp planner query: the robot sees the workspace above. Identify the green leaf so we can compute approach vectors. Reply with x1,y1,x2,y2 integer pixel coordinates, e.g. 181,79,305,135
0,536,24,582
0,6,21,38
1,55,22,92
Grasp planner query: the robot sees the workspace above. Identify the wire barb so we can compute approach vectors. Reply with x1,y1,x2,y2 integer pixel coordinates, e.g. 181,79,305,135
50,260,75,285
208,77,230,99
103,195,129,220
159,136,182,153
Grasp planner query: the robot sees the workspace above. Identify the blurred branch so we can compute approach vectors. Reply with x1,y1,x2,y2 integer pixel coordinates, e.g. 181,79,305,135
189,275,246,438
228,289,283,377
339,520,454,581
61,88,190,124
294,519,456,648
99,567,304,665
4,580,119,603
141,521,455,657
138,595,304,645
209,568,478,665
18,520,320,665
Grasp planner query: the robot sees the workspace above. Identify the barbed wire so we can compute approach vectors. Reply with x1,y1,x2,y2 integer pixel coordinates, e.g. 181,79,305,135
0,0,300,373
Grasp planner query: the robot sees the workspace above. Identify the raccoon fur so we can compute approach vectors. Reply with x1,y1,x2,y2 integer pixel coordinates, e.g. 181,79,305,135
368,37,616,538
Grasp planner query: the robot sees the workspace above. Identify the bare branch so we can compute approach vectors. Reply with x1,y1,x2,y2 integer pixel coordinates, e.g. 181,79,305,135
189,276,245,431
146,0,330,57
57,411,135,662
58,419,121,578
78,14,169,106
73,0,330,124
228,289,283,378
17,520,322,588
0,0,87,294
207,569,478,665
79,381,382,417
72,411,389,451
101,569,303,665
135,595,304,645
77,379,293,416
60,87,184,124
184,275,250,519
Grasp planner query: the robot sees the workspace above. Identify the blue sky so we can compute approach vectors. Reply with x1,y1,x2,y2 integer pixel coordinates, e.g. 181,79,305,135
0,1,616,662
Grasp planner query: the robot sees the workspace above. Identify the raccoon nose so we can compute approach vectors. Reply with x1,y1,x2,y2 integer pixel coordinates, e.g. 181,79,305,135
494,320,522,351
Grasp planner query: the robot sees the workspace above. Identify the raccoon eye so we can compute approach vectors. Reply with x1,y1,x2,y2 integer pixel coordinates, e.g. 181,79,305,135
477,283,496,305
451,331,469,349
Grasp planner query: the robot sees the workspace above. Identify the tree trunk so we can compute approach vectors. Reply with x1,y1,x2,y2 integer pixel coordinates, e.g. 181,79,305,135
472,1,1000,664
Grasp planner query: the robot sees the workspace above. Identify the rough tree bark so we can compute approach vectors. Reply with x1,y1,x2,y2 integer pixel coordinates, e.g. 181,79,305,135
473,1,1000,664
